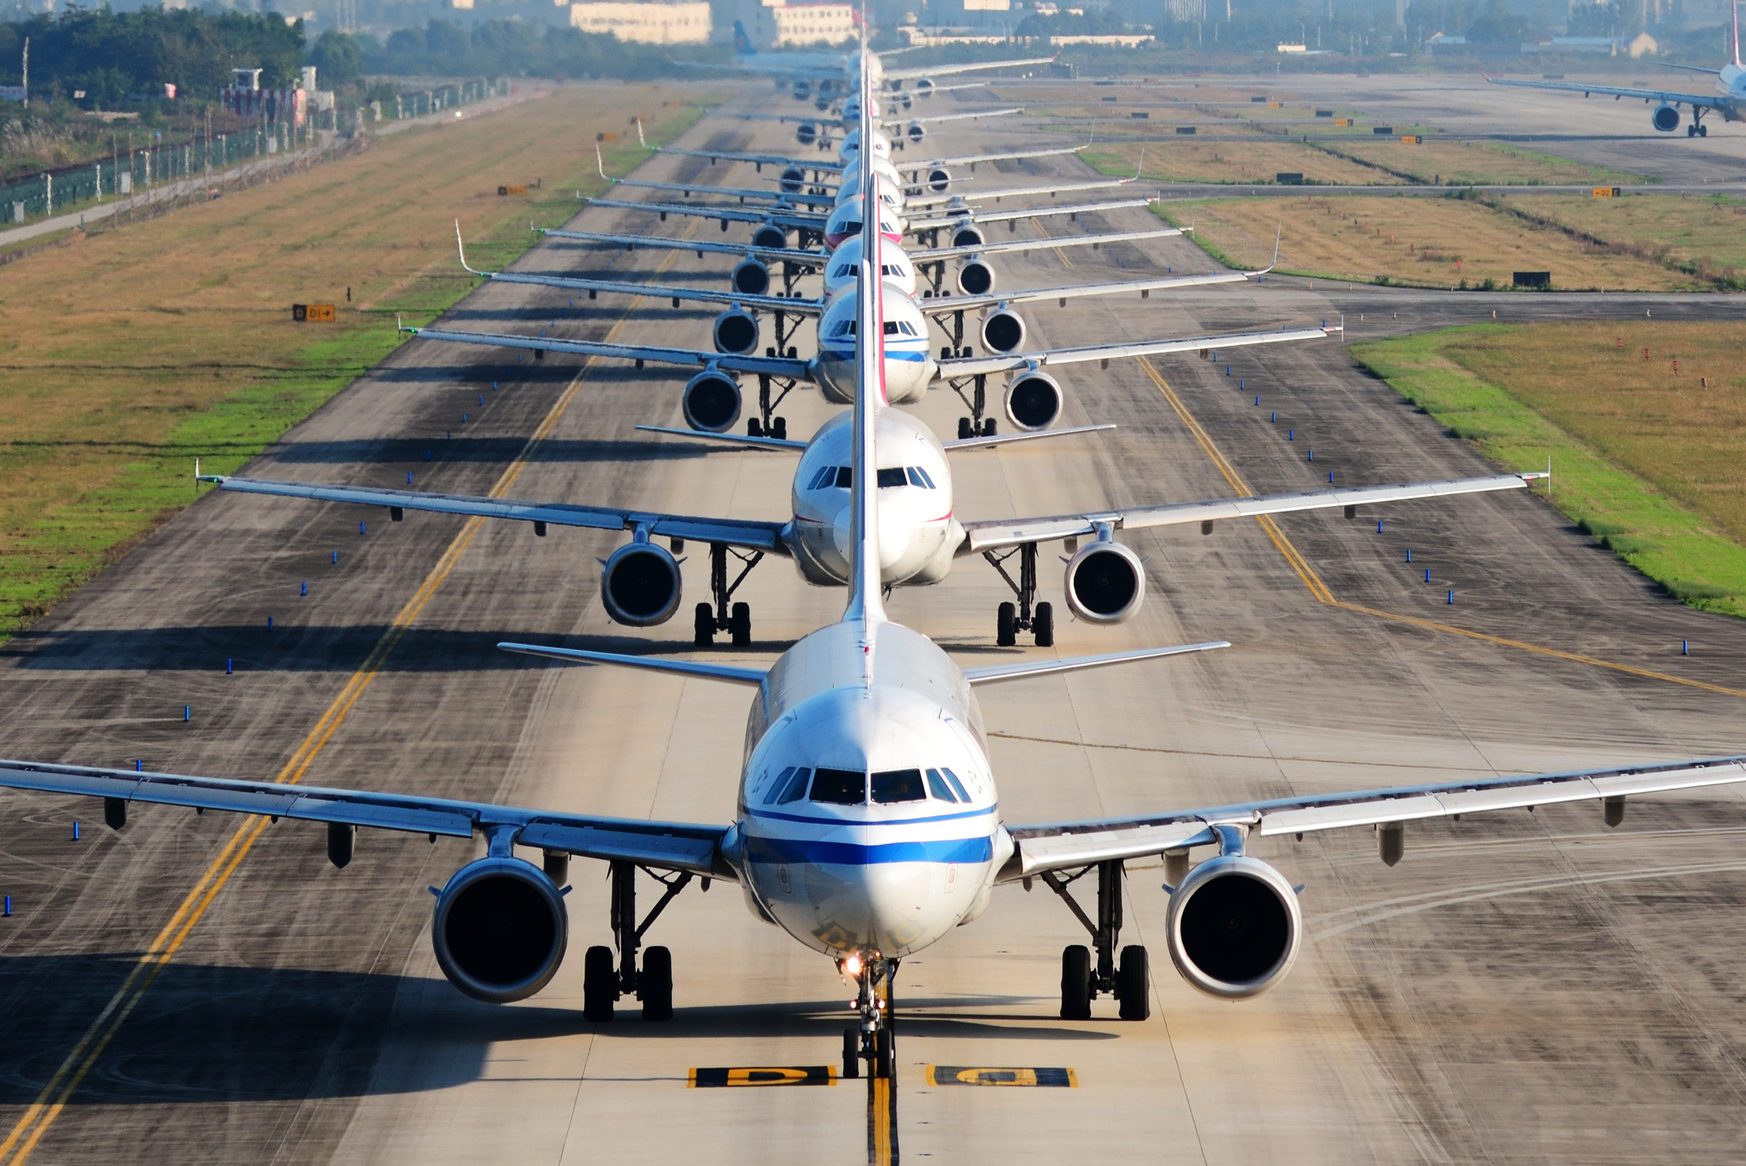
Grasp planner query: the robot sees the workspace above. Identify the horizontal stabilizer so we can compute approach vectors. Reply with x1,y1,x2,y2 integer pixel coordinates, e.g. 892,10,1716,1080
965,641,1229,686
499,642,767,686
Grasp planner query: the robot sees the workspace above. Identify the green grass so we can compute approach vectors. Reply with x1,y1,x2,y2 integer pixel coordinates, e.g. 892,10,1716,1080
1352,325,1746,617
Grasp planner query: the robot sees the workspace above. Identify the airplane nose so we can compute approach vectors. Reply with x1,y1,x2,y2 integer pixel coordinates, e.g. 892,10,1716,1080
832,505,910,572
859,862,933,951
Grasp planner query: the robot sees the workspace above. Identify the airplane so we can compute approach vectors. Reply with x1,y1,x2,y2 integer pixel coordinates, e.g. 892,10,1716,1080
1487,2,1744,137
4,88,1743,1086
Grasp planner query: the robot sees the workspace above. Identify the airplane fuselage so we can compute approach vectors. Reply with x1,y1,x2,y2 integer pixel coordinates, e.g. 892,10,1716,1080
813,282,935,404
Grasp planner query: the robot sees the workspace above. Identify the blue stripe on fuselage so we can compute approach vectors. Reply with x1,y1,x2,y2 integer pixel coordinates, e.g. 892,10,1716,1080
748,804,995,827
745,834,994,866
823,348,928,363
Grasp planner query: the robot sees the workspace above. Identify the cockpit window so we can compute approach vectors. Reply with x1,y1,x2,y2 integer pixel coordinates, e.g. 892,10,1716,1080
926,768,958,803
871,769,926,804
939,767,972,802
906,466,936,489
772,766,812,805
807,466,834,491
831,319,856,338
810,768,866,805
876,467,907,488
835,466,852,488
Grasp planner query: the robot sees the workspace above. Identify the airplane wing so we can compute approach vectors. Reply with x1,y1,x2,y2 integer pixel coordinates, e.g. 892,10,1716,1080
918,142,1088,169
908,197,1154,232
538,227,821,268
1000,754,1746,880
879,106,1023,129
922,271,1247,319
906,168,1140,209
198,475,793,555
883,56,1054,83
403,324,813,381
594,142,835,208
937,324,1334,380
1485,75,1736,112
0,758,736,880
959,472,1547,554
911,226,1188,262
632,421,1115,453
584,197,823,232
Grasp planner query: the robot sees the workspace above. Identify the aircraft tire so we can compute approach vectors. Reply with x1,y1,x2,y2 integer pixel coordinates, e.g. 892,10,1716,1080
730,602,752,647
583,945,616,1022
1034,602,1054,648
640,946,674,1021
996,602,1017,647
1116,945,1150,1021
843,1028,861,1079
693,602,715,646
1060,944,1093,1020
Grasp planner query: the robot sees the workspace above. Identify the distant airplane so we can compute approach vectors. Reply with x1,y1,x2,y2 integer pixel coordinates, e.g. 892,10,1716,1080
1487,2,1743,137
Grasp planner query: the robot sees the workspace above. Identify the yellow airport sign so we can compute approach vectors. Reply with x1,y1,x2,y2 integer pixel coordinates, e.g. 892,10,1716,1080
292,303,335,323
1592,186,1621,198
690,1066,834,1088
497,184,528,197
1334,117,1353,126
1400,134,1421,144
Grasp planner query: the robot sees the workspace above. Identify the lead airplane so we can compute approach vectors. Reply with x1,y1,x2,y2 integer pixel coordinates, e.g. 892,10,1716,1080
3,76,1743,1084
1487,2,1744,137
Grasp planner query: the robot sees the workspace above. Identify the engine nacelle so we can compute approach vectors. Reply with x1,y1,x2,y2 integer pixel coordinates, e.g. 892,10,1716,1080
600,539,683,627
956,258,995,296
951,224,985,250
792,79,811,101
915,77,936,99
751,223,788,251
731,257,771,297
431,856,568,1004
1165,855,1302,999
926,166,952,194
897,92,913,111
682,370,742,435
1653,104,1680,133
1063,537,1143,623
795,121,818,147
1004,370,1061,432
906,120,926,144
779,165,806,194
979,308,1025,354
712,308,759,355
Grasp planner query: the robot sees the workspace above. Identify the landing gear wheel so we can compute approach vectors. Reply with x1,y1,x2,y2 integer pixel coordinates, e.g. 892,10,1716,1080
873,1028,894,1080
583,945,616,1022
1701,124,1709,137
1116,945,1150,1021
842,1027,861,1080
748,417,764,437
639,945,673,1021
957,416,973,441
1033,601,1055,648
981,417,997,437
729,601,751,647
693,601,715,647
771,416,788,440
996,601,1017,647
1060,944,1093,1020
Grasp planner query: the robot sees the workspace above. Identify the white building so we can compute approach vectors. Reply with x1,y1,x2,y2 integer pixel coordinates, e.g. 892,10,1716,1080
736,0,855,48
568,1,712,43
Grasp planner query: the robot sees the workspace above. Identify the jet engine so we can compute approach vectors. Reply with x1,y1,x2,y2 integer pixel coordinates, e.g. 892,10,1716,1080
915,78,936,99
926,166,953,194
907,120,927,144
779,165,807,194
431,856,568,1004
600,540,684,627
792,79,811,102
979,308,1025,354
951,224,985,250
795,122,818,147
730,257,771,297
682,369,742,434
1063,536,1143,623
956,258,995,296
1004,370,1061,431
751,223,788,251
1165,855,1302,999
712,308,759,355
897,92,913,112
1653,104,1680,133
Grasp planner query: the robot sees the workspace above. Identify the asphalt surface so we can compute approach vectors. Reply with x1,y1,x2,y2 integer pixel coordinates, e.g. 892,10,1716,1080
1,78,1746,1165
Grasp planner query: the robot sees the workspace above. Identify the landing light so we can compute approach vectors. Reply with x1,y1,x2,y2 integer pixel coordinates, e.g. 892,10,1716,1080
841,953,863,978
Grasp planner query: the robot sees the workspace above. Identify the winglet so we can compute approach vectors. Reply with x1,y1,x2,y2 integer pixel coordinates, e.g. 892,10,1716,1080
454,220,485,276
595,139,612,181
1243,227,1282,277
1733,0,1743,68
1132,149,1145,181
635,117,648,148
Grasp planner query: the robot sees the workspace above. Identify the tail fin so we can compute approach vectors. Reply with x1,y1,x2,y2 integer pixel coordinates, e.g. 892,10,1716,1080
843,40,886,632
733,20,754,56
1734,0,1743,68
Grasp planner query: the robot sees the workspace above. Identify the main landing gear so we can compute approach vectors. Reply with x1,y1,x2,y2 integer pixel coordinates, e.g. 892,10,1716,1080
839,954,898,1080
582,860,695,1022
945,368,998,442
981,542,1054,647
693,542,763,647
748,368,796,439
1039,860,1150,1021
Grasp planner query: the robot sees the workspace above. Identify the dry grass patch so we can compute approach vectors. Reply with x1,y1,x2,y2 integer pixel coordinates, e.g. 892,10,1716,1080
1353,322,1746,615
1084,140,1384,185
1492,193,1746,287
1158,195,1699,290
0,83,709,634
1326,138,1646,187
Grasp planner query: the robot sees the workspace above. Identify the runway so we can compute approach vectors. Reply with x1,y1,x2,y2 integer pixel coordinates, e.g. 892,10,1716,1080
2,80,1746,1164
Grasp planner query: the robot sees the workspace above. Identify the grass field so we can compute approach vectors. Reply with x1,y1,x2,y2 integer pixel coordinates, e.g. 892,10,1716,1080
1157,196,1702,290
1352,322,1746,617
0,84,709,636
1083,139,1386,185
1492,193,1746,288
1318,138,1647,187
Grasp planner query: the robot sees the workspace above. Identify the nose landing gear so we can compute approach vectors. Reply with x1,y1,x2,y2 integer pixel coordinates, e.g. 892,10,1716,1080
839,954,898,1080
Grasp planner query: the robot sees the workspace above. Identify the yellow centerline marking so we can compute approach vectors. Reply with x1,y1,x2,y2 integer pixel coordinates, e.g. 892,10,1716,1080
1136,357,1746,701
0,226,696,1163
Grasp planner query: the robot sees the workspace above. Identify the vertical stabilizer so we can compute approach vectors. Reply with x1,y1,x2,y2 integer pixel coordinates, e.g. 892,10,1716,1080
842,36,887,632
1734,0,1743,68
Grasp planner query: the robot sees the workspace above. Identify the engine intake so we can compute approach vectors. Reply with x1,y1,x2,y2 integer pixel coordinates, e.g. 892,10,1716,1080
1165,855,1302,999
791,79,811,101
915,78,935,99
432,856,568,1004
1653,104,1680,133
751,223,788,251
951,224,985,250
1004,370,1061,432
957,259,995,297
980,308,1025,354
712,308,759,355
731,258,770,297
682,370,742,434
906,120,926,144
926,166,952,194
795,122,818,147
601,540,683,627
1063,538,1143,623
779,165,806,194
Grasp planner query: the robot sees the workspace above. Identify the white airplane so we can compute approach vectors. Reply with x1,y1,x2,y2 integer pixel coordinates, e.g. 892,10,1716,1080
6,115,1744,1085
1487,3,1744,137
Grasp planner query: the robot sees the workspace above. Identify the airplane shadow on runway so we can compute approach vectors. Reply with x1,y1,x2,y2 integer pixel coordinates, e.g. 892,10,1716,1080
0,958,1110,1103
434,305,716,325
367,361,709,386
261,435,723,465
